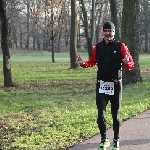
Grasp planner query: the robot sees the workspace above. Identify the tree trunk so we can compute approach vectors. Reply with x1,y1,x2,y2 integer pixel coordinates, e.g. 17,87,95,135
70,0,78,69
110,0,121,41
20,27,22,48
79,0,92,58
8,27,12,48
91,0,95,45
26,1,30,49
143,0,149,53
0,0,14,87
95,4,103,43
51,6,55,63
122,0,142,85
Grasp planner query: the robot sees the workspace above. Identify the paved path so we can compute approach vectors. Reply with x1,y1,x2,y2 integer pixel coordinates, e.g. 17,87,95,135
67,109,150,150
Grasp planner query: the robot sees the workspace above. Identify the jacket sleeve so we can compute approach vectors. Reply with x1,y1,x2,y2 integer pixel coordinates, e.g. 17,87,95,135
121,43,134,70
80,45,98,68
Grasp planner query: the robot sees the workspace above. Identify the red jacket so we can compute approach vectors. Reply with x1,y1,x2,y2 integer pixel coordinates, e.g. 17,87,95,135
81,43,134,70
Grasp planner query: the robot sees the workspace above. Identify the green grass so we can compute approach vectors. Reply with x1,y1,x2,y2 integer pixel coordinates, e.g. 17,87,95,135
0,53,150,150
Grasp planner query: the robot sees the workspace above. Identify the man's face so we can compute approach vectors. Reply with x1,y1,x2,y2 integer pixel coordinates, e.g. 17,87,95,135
103,29,115,41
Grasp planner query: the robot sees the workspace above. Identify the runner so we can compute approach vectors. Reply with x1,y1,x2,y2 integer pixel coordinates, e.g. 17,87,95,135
76,21,134,150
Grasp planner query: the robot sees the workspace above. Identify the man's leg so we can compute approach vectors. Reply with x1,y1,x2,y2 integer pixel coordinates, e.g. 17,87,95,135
96,84,110,149
96,83,109,140
97,99,108,140
110,81,122,149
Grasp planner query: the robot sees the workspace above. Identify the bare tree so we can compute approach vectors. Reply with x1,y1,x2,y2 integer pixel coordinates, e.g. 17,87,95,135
143,0,149,53
0,0,14,87
24,0,30,49
95,0,110,43
91,0,95,46
70,0,78,69
79,0,95,57
122,0,142,84
110,0,121,40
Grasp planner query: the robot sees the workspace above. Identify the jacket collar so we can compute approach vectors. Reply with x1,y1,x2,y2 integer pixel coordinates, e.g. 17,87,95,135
103,38,115,44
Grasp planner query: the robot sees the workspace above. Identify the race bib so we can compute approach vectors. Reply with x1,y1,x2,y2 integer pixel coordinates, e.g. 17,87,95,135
99,80,114,95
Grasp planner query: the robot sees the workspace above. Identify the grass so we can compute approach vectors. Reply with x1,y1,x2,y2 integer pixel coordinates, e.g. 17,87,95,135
0,53,150,150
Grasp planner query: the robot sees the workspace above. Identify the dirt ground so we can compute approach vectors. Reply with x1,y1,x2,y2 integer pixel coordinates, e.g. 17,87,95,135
140,67,150,77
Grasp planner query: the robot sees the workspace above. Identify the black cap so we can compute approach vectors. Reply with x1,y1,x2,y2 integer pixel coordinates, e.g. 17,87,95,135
103,22,115,31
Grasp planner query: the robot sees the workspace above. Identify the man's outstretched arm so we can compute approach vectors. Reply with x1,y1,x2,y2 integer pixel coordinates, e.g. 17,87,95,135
76,45,98,68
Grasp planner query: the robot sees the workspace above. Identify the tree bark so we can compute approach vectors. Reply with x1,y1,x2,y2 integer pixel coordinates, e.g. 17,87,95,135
91,0,95,46
70,0,78,69
122,0,142,85
0,0,14,87
110,0,121,41
143,0,149,53
51,3,55,63
26,0,30,49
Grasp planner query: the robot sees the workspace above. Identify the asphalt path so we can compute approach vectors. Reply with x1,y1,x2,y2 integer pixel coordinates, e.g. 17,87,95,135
67,109,150,150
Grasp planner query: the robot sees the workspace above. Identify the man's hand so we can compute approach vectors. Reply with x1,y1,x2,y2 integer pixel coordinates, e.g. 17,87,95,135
122,55,129,64
76,54,84,65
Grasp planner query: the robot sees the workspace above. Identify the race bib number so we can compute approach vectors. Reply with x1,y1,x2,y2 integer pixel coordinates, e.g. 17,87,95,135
99,80,114,95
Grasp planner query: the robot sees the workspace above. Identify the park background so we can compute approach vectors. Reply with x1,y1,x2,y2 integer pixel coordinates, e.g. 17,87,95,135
0,0,150,149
